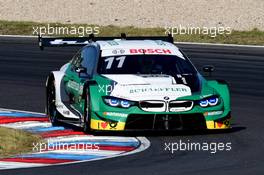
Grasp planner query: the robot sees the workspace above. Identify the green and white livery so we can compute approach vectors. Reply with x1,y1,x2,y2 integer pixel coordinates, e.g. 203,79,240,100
41,34,231,132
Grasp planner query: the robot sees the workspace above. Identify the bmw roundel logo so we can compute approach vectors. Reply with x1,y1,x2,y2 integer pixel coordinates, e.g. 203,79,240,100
164,96,170,100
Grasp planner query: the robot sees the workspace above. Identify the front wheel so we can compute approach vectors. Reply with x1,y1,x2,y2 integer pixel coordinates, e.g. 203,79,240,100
83,88,91,132
46,77,60,126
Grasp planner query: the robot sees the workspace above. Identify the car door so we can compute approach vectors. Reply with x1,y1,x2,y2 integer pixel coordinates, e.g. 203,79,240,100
64,46,98,114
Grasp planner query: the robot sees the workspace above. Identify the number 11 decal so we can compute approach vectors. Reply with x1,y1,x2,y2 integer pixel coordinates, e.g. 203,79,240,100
105,56,126,69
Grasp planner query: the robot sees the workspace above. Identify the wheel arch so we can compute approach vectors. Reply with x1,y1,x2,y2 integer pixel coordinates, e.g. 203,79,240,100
45,71,71,116
207,80,231,112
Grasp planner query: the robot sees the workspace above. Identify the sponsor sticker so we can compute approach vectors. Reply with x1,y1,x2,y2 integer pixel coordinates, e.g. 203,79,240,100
103,112,127,118
97,121,118,129
129,48,172,54
204,111,223,116
112,49,125,54
215,119,230,128
129,87,189,94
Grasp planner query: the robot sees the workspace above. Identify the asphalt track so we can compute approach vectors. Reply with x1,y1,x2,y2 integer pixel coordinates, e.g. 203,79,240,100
0,37,264,175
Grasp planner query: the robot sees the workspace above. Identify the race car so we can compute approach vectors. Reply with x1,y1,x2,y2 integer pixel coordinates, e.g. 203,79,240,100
40,34,231,132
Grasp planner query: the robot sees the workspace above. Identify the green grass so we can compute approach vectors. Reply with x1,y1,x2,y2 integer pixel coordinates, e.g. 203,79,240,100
0,127,42,158
0,20,264,45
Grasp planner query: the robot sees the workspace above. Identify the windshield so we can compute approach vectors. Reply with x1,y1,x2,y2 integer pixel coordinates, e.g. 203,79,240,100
97,55,197,76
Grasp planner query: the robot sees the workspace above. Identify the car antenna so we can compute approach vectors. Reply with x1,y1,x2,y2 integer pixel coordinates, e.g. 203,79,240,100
88,33,95,42
167,33,173,43
121,33,126,40
38,34,44,50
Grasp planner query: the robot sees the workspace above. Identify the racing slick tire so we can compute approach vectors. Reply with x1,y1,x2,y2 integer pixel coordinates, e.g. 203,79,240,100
83,87,91,133
46,76,61,126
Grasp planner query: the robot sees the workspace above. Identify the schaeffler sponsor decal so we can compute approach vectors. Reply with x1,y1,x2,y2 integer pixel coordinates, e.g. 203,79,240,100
129,48,172,54
109,84,191,101
129,87,189,94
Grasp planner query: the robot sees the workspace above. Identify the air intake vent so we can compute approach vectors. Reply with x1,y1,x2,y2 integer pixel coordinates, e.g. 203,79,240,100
139,100,166,112
169,101,193,112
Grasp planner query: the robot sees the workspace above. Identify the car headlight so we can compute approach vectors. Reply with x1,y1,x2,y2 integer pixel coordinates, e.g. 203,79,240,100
199,99,209,107
199,96,219,107
109,99,119,107
120,100,131,108
104,97,135,108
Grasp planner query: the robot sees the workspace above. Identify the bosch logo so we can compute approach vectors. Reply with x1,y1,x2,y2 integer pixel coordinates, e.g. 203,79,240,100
129,48,172,54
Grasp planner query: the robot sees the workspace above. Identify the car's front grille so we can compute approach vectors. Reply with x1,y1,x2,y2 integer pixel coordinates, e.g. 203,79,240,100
138,100,193,112
125,113,206,130
139,100,166,112
169,101,193,112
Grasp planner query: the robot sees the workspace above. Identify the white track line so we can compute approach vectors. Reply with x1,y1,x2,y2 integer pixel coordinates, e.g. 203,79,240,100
31,149,125,156
0,162,46,169
0,34,38,38
0,121,51,129
46,135,139,143
0,108,44,115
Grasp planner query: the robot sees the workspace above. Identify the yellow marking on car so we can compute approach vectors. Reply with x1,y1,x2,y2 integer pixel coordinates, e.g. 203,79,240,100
90,119,125,130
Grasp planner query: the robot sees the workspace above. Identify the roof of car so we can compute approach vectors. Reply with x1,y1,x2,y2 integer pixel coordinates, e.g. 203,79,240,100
96,39,177,50
95,39,184,58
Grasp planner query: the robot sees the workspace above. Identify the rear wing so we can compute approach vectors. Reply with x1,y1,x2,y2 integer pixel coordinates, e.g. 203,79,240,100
38,33,173,50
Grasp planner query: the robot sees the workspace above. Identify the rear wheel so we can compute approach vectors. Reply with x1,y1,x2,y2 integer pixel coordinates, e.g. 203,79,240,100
46,77,60,126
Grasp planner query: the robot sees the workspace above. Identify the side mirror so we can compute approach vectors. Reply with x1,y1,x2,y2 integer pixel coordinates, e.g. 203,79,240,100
75,66,87,77
202,65,214,76
75,66,87,74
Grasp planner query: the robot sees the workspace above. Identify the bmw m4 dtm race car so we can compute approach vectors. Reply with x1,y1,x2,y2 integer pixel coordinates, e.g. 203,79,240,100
39,34,231,132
